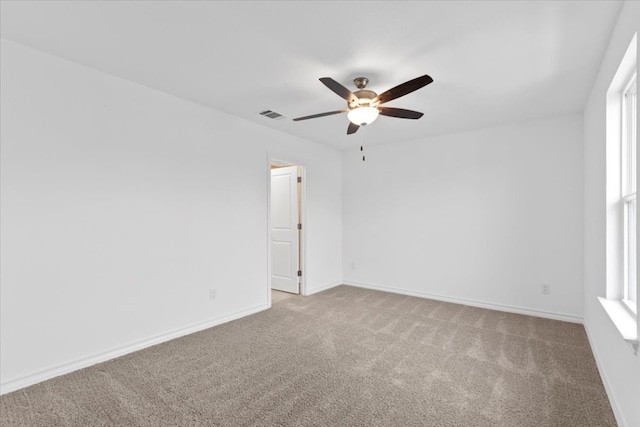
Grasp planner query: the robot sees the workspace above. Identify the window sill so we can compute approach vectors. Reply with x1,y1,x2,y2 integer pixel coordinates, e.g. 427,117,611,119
598,297,639,354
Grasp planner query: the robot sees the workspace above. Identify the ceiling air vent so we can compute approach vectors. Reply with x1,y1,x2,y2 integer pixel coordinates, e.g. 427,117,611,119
259,109,284,120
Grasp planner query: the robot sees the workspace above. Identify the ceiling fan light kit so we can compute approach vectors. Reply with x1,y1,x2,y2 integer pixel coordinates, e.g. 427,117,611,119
293,74,433,135
347,105,379,126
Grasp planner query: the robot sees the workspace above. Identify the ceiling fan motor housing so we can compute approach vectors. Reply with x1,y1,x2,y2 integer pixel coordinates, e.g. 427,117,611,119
350,89,378,109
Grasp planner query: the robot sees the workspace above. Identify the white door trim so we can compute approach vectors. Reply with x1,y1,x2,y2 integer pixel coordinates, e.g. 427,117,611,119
270,165,299,293
267,153,307,307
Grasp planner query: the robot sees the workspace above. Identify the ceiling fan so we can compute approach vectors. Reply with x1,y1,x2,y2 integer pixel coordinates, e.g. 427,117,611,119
293,74,433,134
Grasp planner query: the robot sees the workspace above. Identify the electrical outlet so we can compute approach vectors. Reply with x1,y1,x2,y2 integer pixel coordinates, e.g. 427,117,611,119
209,289,217,301
351,262,355,270
541,284,551,295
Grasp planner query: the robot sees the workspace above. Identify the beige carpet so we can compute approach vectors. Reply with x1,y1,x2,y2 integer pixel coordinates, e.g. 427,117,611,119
271,289,297,304
0,285,615,426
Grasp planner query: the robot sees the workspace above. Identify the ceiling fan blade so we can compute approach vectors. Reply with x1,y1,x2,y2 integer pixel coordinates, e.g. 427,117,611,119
292,110,347,121
347,122,360,135
320,77,358,104
378,107,424,119
372,74,433,105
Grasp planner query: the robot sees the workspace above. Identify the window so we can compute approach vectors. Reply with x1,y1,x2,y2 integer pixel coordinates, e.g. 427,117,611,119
622,72,637,314
601,33,638,354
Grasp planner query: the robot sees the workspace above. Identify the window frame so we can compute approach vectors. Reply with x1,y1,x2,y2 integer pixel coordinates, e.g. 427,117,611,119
622,72,637,315
601,33,638,354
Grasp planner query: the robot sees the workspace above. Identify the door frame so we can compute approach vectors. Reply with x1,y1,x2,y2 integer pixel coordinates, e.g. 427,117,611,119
267,153,307,306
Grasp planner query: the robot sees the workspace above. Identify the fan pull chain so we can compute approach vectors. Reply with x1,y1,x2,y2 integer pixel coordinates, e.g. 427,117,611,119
360,125,366,162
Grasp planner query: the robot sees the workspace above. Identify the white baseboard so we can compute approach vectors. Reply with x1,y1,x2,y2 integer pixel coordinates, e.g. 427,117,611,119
304,281,342,296
583,318,628,427
343,281,583,324
0,303,269,396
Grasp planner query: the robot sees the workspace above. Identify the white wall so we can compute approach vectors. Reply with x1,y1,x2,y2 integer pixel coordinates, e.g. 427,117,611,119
0,39,342,392
583,1,640,426
343,113,584,320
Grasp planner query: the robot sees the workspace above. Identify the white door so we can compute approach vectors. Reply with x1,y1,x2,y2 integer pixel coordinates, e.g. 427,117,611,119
271,166,299,294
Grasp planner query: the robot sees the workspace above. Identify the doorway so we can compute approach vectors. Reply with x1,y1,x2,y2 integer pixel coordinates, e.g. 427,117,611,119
269,159,305,298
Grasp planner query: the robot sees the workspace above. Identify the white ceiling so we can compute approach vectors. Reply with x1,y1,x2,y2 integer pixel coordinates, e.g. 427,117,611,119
0,0,623,150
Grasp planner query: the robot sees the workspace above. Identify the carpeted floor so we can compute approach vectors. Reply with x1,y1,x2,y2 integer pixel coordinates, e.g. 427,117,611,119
0,285,616,426
271,289,297,304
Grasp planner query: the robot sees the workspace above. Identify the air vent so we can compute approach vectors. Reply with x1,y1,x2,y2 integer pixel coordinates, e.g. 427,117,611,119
259,110,284,120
